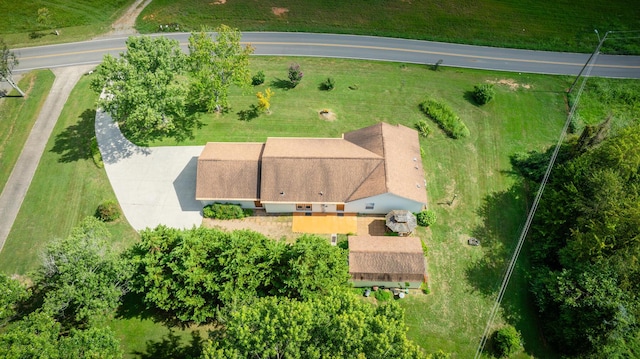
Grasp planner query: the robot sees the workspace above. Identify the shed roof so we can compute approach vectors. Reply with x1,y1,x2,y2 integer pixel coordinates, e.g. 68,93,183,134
348,236,426,282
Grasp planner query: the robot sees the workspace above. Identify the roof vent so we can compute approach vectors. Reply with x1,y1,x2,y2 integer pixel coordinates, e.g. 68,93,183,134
319,191,324,196
413,157,417,161
280,191,285,196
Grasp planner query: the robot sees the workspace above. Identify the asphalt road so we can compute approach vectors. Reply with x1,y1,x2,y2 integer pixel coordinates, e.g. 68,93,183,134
13,32,640,78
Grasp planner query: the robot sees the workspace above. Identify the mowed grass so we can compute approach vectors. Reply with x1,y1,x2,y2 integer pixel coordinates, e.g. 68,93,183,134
0,0,133,48
0,74,138,275
149,58,569,356
139,0,640,54
0,70,54,193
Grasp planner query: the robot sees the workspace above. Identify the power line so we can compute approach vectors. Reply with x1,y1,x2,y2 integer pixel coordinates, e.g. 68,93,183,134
473,43,600,359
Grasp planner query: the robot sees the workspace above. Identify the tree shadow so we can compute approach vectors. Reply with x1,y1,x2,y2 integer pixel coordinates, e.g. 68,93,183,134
270,78,292,90
237,105,260,121
464,90,480,106
133,330,205,359
51,108,96,163
465,182,529,297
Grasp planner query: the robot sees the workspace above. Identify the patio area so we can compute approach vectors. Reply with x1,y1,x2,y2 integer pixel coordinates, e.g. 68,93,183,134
292,213,358,234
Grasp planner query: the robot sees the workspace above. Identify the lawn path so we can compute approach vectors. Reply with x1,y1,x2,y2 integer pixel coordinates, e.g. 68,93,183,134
0,65,93,252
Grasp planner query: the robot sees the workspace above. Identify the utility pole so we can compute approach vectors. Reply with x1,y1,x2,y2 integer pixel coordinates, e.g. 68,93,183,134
567,30,611,94
1,39,25,97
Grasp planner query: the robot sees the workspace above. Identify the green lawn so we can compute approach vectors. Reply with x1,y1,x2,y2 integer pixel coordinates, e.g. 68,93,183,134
0,70,54,194
0,0,134,48
139,0,640,54
0,74,138,275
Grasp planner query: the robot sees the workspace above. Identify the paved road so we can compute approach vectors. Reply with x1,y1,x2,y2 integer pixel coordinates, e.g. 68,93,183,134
13,32,640,78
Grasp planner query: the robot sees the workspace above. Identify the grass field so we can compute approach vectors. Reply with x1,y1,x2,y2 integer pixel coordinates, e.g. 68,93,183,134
0,74,139,275
138,0,640,54
0,0,133,48
0,70,54,193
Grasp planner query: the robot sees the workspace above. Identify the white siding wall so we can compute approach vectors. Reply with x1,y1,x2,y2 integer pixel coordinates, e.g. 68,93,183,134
345,193,424,214
264,203,296,213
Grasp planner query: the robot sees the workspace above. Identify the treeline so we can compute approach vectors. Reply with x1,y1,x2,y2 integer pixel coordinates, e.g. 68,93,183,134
1,220,437,358
521,124,640,357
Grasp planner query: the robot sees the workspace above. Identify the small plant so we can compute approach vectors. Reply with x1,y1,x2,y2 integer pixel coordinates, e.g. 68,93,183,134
252,70,265,86
492,325,522,358
421,240,429,257
203,203,247,219
420,282,430,294
95,200,120,222
416,210,437,227
419,97,470,139
256,87,274,114
415,119,431,138
473,83,496,105
374,289,392,302
320,77,335,91
288,63,303,88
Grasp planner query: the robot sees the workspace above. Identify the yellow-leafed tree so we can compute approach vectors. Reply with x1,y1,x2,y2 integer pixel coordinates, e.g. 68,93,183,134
256,87,274,114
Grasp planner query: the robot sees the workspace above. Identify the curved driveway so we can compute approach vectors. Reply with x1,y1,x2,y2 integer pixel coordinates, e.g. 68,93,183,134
13,32,640,78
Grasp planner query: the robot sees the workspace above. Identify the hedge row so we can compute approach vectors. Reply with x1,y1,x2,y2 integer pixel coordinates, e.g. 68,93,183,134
203,203,252,219
419,97,470,139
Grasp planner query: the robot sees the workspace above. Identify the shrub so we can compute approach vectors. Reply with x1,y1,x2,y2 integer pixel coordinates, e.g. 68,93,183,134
374,289,392,302
416,210,437,227
420,282,430,294
473,83,495,105
415,119,431,138
419,97,469,139
492,325,522,358
95,200,120,222
203,203,247,220
320,77,335,91
252,70,265,86
288,63,303,87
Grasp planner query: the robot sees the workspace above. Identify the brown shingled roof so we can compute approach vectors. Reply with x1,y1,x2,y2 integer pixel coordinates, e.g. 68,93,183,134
260,137,384,203
345,123,427,205
195,143,264,200
348,236,426,283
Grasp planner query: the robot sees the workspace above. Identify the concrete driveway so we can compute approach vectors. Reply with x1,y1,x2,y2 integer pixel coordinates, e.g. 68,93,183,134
94,109,203,230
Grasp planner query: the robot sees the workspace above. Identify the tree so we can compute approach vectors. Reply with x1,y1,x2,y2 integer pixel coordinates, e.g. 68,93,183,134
472,83,495,105
0,38,25,97
188,25,254,112
0,274,28,325
92,35,197,143
36,217,129,327
256,87,273,114
288,63,303,87
492,325,522,358
528,124,640,356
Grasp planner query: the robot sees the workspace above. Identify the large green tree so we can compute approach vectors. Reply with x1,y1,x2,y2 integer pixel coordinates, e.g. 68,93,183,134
92,36,198,142
529,124,640,357
0,274,28,325
35,217,129,327
129,226,349,323
203,291,428,359
188,25,254,112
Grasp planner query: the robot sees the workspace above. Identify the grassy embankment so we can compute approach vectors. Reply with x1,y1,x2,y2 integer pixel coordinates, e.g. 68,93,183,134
0,74,139,275
0,70,54,193
138,0,640,54
0,0,134,48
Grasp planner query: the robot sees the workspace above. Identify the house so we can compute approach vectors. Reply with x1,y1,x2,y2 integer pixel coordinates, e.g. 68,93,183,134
348,235,426,288
196,122,427,214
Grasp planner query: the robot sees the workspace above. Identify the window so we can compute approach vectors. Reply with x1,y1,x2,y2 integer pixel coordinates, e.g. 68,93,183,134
296,203,312,211
365,203,375,210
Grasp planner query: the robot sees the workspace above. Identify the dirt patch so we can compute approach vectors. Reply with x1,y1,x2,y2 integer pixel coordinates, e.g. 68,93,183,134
487,78,531,91
210,0,226,4
105,0,152,36
319,109,337,121
202,214,298,241
272,7,289,16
